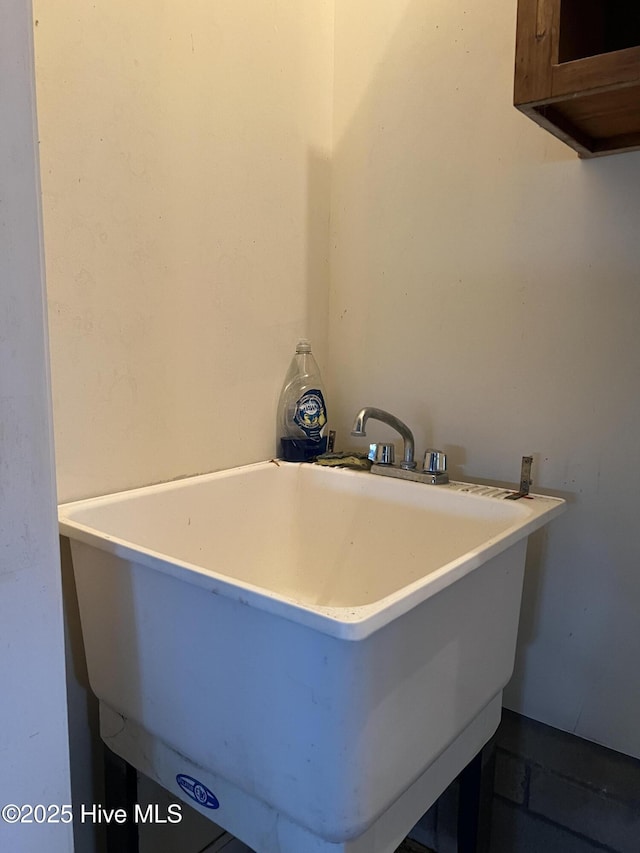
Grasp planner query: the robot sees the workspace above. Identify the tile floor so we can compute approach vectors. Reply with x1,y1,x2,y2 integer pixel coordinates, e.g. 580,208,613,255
200,835,252,852
198,835,434,852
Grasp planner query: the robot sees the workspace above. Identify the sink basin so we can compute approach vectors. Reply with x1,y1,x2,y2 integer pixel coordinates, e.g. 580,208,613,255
59,461,564,853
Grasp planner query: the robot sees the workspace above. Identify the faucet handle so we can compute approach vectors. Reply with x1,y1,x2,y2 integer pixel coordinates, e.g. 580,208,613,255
423,449,447,475
368,443,395,465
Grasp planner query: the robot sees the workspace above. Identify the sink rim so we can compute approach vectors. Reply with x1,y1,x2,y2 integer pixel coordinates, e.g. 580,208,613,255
58,460,566,640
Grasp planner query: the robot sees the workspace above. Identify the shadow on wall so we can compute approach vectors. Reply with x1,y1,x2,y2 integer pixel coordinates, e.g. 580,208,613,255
306,148,332,368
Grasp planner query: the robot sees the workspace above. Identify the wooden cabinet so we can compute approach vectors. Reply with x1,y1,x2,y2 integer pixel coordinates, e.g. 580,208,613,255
514,0,640,157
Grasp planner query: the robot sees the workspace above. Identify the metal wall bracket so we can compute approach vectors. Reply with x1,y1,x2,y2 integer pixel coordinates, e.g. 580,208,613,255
506,455,533,500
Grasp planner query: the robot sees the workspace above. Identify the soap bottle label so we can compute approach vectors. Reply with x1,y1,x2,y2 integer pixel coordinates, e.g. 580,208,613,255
294,389,327,441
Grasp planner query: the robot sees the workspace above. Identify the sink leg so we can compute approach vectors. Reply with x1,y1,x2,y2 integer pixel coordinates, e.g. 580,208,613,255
456,739,495,853
103,743,139,853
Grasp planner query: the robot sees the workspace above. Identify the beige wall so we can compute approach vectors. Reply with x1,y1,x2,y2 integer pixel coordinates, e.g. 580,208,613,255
0,1,72,850
330,0,640,757
35,4,333,850
35,0,334,503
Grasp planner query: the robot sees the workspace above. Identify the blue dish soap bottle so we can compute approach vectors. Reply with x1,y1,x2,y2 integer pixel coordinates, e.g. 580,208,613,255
277,339,329,461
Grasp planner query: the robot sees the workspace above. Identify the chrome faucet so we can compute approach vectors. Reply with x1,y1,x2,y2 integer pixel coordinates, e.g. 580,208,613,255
351,407,449,485
350,407,416,470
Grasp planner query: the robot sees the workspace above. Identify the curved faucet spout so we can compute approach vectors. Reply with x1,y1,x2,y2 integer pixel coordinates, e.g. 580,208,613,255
351,407,416,470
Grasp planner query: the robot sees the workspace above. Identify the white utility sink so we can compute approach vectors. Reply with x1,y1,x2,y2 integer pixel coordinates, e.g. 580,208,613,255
59,461,565,853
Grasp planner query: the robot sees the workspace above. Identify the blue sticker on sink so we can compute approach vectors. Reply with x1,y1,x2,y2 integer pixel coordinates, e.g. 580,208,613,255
176,774,220,809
